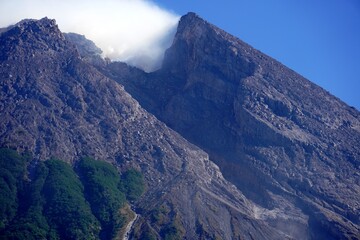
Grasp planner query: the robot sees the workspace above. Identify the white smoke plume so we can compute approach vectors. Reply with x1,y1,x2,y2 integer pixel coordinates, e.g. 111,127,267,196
0,0,180,71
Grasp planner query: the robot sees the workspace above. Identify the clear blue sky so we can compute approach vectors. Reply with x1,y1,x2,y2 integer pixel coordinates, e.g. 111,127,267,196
154,0,360,110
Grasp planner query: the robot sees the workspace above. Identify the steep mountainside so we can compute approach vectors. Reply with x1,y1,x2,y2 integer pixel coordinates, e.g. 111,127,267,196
101,13,360,239
0,18,292,239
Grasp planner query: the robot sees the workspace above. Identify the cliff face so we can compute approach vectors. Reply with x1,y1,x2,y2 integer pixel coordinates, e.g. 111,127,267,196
0,18,290,239
104,13,360,239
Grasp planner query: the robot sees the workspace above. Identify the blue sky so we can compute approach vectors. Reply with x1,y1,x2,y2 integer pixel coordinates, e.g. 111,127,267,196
154,0,360,110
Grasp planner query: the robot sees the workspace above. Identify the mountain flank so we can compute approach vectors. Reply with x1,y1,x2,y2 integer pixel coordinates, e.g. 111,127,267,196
0,17,294,239
97,13,360,239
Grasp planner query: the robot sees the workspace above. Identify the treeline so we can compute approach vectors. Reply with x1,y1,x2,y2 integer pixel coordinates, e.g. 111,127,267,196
0,148,144,240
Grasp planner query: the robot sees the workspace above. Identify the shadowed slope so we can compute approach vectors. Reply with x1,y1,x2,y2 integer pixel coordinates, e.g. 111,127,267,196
103,12,360,239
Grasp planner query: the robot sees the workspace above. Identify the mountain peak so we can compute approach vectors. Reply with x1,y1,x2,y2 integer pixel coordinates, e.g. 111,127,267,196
5,17,61,38
175,12,240,44
163,11,256,79
179,12,201,23
17,17,56,27
175,12,209,41
0,17,70,61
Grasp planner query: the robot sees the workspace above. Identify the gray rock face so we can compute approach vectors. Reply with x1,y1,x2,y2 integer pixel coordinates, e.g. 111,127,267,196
104,13,360,239
64,32,102,56
64,32,106,66
0,17,291,239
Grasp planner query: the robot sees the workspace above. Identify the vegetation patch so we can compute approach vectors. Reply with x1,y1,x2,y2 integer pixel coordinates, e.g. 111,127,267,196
0,149,145,240
77,157,126,239
120,168,145,201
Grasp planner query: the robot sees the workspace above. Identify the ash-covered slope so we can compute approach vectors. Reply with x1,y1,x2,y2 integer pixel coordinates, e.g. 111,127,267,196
103,13,360,239
0,18,289,239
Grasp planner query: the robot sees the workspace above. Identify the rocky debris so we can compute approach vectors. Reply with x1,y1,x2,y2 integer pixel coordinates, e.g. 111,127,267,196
64,32,106,66
64,32,102,56
0,18,288,239
103,12,360,239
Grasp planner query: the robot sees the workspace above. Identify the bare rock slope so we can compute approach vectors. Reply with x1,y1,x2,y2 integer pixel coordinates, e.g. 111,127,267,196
0,18,291,239
102,13,360,239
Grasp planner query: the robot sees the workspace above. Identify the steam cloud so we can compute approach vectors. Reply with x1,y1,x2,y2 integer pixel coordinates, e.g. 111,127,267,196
0,0,180,71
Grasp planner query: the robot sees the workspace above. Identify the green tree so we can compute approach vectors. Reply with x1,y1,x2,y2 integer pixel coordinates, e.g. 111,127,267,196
162,223,182,240
77,157,126,239
121,169,145,201
0,148,27,230
0,149,146,240
42,159,100,240
1,162,53,240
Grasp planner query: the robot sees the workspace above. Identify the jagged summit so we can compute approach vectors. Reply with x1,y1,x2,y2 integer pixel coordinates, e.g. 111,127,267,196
14,17,54,27
0,17,74,63
0,17,52,33
177,12,203,29
2,17,64,42
176,11,233,41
